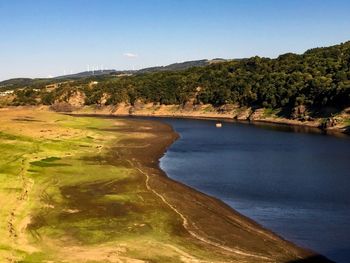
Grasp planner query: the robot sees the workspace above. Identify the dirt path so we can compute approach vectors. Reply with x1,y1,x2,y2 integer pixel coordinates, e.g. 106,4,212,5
6,155,36,262
133,162,272,261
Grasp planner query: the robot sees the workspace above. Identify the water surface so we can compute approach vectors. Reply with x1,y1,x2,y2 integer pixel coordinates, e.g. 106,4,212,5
159,118,350,263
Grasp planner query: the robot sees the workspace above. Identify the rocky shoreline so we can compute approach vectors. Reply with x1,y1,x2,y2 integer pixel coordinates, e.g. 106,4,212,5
65,103,350,136
2,103,349,135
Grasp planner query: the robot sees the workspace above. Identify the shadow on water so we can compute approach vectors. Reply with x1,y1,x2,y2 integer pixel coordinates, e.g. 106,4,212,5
287,255,336,263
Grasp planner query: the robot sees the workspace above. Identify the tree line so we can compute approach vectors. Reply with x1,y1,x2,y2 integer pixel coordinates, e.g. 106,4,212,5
13,41,350,115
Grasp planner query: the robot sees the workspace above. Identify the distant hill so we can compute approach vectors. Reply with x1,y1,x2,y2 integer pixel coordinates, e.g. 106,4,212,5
54,70,117,80
3,41,350,131
137,59,211,73
0,59,220,90
54,59,214,78
0,78,35,89
0,78,51,91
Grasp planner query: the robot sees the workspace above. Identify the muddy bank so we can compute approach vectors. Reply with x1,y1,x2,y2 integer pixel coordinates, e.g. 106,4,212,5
77,115,334,262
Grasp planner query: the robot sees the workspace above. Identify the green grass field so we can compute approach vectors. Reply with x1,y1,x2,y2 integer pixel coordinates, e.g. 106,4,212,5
0,109,226,263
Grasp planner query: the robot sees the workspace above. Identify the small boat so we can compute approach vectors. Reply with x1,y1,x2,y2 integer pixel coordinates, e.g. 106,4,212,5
216,123,222,128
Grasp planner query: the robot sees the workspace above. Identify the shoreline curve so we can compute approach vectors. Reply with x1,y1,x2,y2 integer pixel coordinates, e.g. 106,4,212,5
83,114,335,262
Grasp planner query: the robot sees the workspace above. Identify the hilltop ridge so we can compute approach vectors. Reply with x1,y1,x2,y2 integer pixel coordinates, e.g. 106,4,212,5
0,59,218,90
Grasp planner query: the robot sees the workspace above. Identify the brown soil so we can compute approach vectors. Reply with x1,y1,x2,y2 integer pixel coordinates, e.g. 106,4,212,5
70,104,350,136
84,116,333,262
0,107,334,262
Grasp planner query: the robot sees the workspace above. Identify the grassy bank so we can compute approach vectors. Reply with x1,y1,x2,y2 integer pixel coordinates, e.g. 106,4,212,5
0,108,329,262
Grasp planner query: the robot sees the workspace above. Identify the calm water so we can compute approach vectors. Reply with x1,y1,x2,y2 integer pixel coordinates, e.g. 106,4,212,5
158,118,350,263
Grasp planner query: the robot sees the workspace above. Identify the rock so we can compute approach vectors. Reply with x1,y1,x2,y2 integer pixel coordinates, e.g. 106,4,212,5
129,107,135,115
292,105,308,120
67,91,86,107
99,93,110,106
218,104,235,114
133,100,144,111
249,108,265,121
236,108,252,120
321,117,338,129
182,101,194,111
128,101,146,114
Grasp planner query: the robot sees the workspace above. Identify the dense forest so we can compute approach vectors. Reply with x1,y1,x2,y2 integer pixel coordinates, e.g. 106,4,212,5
8,41,350,116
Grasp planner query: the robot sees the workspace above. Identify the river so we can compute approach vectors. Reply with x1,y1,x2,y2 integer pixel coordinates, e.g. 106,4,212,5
158,118,350,263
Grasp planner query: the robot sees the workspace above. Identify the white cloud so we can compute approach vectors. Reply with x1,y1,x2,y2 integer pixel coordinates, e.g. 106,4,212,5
123,52,138,58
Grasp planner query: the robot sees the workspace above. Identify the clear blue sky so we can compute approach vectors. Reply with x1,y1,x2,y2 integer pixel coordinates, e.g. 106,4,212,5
1,0,350,81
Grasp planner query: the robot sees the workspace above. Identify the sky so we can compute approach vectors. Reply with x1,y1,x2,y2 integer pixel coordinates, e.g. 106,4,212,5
0,0,350,81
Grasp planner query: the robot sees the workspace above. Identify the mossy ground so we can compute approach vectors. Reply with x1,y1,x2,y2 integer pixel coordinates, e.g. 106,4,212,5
0,108,227,263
